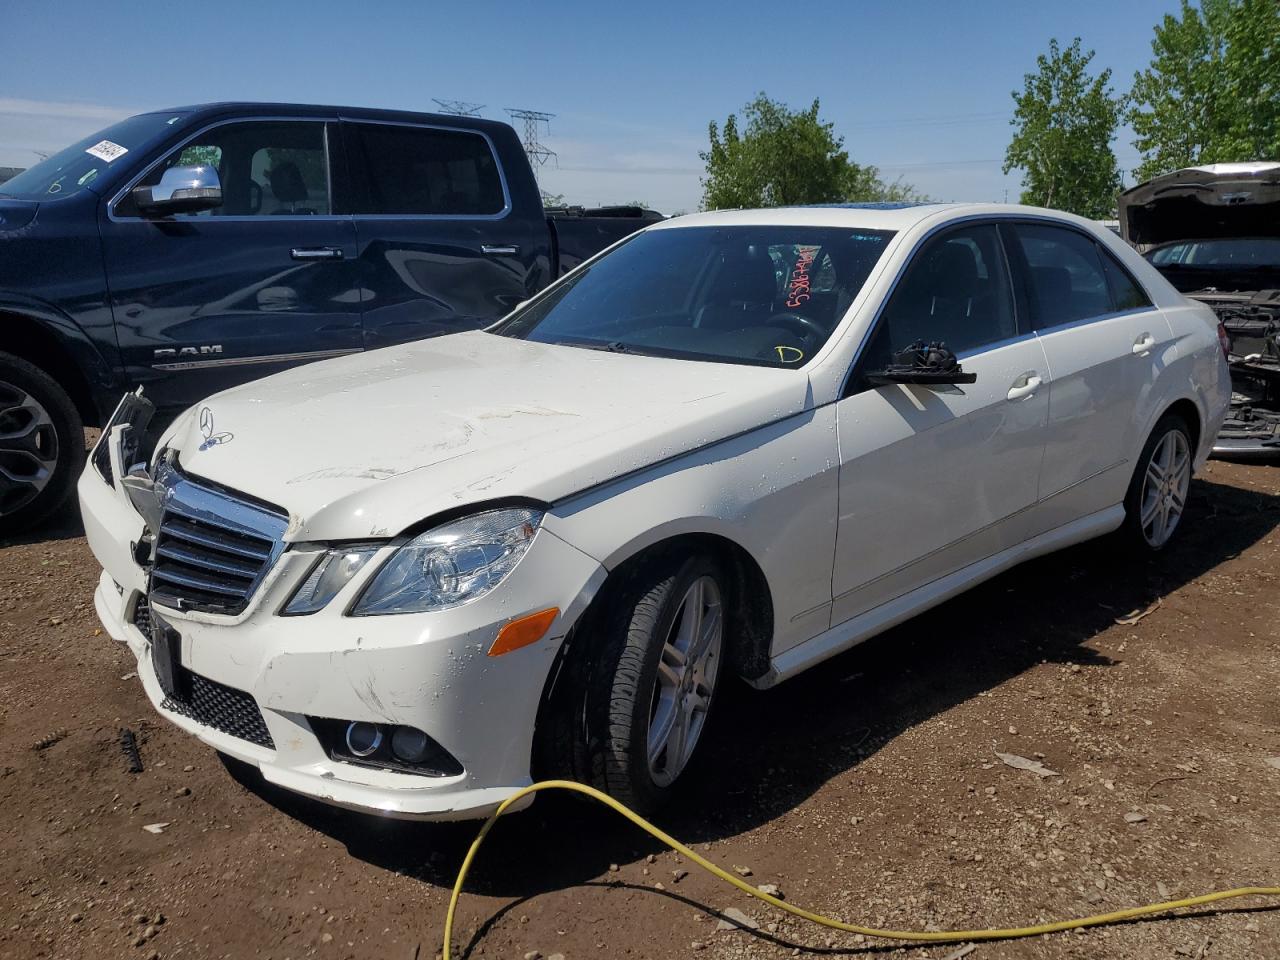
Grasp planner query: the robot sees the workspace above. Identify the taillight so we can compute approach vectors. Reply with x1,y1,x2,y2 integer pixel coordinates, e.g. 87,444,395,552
1217,321,1231,361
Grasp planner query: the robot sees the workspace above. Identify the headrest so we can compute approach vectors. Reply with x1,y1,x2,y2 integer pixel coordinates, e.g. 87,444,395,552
926,242,980,298
269,162,308,204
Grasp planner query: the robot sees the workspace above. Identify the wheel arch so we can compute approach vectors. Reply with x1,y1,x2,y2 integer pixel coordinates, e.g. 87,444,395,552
0,303,116,426
530,529,775,780
1159,396,1202,452
590,527,774,680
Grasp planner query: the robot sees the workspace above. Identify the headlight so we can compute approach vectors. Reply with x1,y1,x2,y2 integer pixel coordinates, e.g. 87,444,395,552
351,507,543,615
282,545,379,615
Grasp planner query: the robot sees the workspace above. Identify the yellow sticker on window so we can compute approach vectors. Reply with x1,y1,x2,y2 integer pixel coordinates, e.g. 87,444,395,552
775,345,805,364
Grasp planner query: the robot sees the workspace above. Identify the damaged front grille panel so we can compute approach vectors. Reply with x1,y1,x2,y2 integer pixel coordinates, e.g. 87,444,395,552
162,670,276,750
131,600,275,749
148,460,289,615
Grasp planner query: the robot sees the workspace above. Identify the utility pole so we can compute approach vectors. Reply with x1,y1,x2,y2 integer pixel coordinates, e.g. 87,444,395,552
432,99,485,117
505,108,557,184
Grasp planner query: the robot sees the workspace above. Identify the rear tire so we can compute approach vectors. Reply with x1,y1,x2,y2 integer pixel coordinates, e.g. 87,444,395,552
1120,413,1193,552
0,352,85,537
546,552,727,816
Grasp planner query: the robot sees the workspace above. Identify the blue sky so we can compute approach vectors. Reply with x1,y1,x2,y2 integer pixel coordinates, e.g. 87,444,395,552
0,0,1181,213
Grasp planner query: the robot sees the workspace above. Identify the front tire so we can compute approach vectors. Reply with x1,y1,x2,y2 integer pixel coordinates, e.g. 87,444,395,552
0,352,85,537
572,554,727,815
1121,413,1193,552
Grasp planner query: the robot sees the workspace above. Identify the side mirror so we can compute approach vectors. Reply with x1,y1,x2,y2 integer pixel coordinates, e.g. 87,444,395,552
866,340,977,387
132,164,222,216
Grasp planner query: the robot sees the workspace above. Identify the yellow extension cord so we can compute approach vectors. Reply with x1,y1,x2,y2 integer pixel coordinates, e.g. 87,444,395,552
443,779,1280,959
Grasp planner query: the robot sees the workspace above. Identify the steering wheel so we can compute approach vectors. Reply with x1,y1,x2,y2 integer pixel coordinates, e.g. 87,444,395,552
767,311,826,342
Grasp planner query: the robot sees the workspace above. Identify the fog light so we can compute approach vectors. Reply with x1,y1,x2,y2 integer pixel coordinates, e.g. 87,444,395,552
344,721,382,757
391,726,431,763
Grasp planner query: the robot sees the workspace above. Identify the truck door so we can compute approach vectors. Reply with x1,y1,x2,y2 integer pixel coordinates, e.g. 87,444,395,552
100,117,363,410
340,119,539,349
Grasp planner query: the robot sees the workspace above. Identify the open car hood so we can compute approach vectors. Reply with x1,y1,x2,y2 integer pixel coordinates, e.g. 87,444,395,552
1118,162,1280,247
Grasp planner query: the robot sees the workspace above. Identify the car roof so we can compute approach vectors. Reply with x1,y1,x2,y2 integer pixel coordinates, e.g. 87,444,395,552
137,102,513,135
651,202,1098,233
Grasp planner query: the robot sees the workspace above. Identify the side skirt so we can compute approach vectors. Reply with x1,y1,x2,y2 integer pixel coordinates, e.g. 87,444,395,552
748,504,1125,689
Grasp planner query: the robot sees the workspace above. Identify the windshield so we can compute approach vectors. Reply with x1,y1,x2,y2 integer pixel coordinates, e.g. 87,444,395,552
496,225,895,368
1148,238,1280,270
0,112,185,201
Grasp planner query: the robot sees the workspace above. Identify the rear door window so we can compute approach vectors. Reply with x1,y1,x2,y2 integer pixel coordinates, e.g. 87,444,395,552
344,122,506,216
1012,223,1115,328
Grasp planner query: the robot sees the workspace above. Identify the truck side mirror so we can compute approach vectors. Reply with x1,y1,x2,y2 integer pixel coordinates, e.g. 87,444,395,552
132,164,223,216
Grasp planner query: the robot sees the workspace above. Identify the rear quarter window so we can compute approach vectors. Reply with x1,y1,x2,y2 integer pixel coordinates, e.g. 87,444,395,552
1098,246,1152,311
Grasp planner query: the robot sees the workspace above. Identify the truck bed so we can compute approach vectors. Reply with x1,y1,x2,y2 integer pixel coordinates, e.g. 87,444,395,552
548,205,664,274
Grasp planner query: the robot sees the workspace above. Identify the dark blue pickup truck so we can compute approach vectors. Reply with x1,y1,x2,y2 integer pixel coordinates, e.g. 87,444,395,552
0,102,660,533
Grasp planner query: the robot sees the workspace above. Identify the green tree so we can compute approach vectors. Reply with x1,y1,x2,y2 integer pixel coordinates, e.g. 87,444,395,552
700,94,919,209
1127,0,1280,181
1003,38,1123,218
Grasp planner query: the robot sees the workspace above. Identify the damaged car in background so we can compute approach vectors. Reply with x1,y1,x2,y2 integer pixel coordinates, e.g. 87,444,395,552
80,203,1227,820
1120,162,1280,456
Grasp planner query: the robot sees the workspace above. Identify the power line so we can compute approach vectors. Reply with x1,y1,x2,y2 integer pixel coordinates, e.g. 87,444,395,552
432,99,485,117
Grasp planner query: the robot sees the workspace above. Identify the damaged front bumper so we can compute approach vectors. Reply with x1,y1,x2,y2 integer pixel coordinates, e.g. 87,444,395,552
78,393,606,820
1213,384,1280,457
1202,293,1280,457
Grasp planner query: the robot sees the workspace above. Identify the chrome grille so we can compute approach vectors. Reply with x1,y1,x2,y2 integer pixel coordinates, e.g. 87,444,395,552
149,460,288,615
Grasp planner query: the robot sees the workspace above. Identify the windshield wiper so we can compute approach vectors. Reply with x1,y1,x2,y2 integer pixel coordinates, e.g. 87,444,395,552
552,339,633,353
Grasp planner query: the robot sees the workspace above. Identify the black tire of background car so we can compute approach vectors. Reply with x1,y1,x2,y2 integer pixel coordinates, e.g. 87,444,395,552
1119,412,1193,553
0,351,85,537
540,552,726,816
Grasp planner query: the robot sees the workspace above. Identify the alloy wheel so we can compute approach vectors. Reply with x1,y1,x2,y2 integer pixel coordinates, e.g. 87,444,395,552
647,574,722,787
1139,428,1190,548
0,380,59,517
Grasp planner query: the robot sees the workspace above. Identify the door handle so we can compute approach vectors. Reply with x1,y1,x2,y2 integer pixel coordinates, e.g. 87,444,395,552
291,247,344,261
1006,372,1042,401
1132,332,1156,354
481,244,520,256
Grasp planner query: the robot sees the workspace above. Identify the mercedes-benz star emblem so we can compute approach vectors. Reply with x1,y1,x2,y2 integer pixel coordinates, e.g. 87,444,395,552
198,406,233,450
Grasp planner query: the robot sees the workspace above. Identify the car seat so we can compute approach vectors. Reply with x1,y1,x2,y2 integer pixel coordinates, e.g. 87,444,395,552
269,162,314,215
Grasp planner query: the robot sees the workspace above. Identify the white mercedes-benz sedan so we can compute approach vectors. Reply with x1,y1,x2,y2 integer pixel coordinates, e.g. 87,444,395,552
79,203,1230,820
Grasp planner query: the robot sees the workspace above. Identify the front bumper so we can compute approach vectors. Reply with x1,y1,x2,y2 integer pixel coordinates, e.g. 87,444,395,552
1211,381,1280,458
78,436,606,821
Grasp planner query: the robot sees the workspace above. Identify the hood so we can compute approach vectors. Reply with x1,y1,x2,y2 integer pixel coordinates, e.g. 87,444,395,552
167,331,811,541
0,199,38,236
1119,162,1280,247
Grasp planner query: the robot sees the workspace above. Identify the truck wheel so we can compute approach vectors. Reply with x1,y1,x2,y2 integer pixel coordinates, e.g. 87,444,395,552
572,553,726,815
0,352,85,536
1120,413,1193,552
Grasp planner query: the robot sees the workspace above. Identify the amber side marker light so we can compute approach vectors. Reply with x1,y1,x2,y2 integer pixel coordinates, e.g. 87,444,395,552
488,607,559,657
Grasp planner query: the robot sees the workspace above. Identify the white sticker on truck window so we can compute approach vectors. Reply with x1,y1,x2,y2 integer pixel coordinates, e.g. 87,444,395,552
85,140,128,163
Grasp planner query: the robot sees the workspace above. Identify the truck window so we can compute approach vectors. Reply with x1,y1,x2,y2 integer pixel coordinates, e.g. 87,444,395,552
344,122,506,217
117,120,331,218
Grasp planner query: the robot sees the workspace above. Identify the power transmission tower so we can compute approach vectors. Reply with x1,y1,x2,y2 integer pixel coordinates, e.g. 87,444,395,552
505,108,557,182
432,99,485,117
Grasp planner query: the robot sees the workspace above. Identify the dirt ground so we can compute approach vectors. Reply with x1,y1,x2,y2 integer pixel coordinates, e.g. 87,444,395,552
2,458,1279,960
